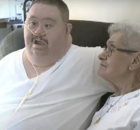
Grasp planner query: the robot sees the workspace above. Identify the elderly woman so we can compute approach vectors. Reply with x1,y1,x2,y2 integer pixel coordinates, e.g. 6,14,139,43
87,21,140,130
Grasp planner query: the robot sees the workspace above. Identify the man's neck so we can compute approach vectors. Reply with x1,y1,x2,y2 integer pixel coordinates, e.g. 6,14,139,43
22,51,54,79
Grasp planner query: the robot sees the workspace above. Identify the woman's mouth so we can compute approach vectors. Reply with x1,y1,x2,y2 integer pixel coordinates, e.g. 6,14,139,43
100,64,106,67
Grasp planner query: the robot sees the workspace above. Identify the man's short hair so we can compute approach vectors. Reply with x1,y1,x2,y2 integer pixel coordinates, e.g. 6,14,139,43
29,0,69,23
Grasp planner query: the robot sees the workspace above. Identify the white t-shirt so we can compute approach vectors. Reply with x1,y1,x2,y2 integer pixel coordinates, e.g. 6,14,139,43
87,89,140,130
0,45,112,130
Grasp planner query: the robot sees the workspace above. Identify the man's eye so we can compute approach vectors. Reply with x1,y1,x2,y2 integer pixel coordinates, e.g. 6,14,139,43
29,21,36,26
45,24,52,28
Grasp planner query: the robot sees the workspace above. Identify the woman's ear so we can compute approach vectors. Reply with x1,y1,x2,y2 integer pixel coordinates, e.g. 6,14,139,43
129,53,140,71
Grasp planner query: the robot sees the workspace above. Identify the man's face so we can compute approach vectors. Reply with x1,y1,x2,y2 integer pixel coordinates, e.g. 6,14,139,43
24,3,71,62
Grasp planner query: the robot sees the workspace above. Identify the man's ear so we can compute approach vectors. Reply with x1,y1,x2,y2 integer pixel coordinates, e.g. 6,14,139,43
66,23,72,34
129,53,140,71
68,34,72,43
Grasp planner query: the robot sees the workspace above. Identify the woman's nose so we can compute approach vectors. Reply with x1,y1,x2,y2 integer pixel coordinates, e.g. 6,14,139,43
98,49,107,60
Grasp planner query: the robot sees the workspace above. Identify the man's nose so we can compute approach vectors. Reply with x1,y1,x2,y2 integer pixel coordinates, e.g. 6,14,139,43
34,24,46,36
98,50,107,60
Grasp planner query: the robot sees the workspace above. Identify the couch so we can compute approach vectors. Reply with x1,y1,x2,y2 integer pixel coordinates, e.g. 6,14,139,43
0,20,112,108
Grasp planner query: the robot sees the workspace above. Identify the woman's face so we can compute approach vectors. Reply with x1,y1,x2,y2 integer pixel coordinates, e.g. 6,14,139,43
98,32,134,83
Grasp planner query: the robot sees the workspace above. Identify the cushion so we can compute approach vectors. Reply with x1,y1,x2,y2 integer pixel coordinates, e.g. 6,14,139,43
70,20,111,47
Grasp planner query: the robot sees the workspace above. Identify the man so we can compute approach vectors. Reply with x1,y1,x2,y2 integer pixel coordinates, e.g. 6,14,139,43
0,0,112,130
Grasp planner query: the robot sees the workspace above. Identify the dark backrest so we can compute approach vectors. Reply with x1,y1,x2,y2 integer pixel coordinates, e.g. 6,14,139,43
70,20,111,47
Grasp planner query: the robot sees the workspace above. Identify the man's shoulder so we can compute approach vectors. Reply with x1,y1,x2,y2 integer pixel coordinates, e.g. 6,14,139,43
0,48,24,64
65,45,103,69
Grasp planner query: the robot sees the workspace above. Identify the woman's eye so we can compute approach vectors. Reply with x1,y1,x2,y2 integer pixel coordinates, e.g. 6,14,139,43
103,46,107,51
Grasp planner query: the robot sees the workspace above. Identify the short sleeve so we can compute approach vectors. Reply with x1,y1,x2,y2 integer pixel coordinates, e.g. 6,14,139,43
131,109,140,130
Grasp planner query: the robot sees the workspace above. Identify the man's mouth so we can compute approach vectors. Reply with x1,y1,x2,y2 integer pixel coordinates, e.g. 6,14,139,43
34,39,46,46
32,36,48,46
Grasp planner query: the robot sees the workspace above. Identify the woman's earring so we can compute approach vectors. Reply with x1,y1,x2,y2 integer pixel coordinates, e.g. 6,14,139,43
129,66,132,70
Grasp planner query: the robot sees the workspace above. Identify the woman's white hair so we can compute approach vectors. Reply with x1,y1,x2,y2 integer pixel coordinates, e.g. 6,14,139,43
108,20,140,50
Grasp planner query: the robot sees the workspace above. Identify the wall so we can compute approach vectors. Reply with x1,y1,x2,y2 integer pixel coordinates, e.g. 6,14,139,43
0,0,24,44
0,0,24,20
9,0,24,20
64,0,140,23
1,0,140,23
0,0,10,19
